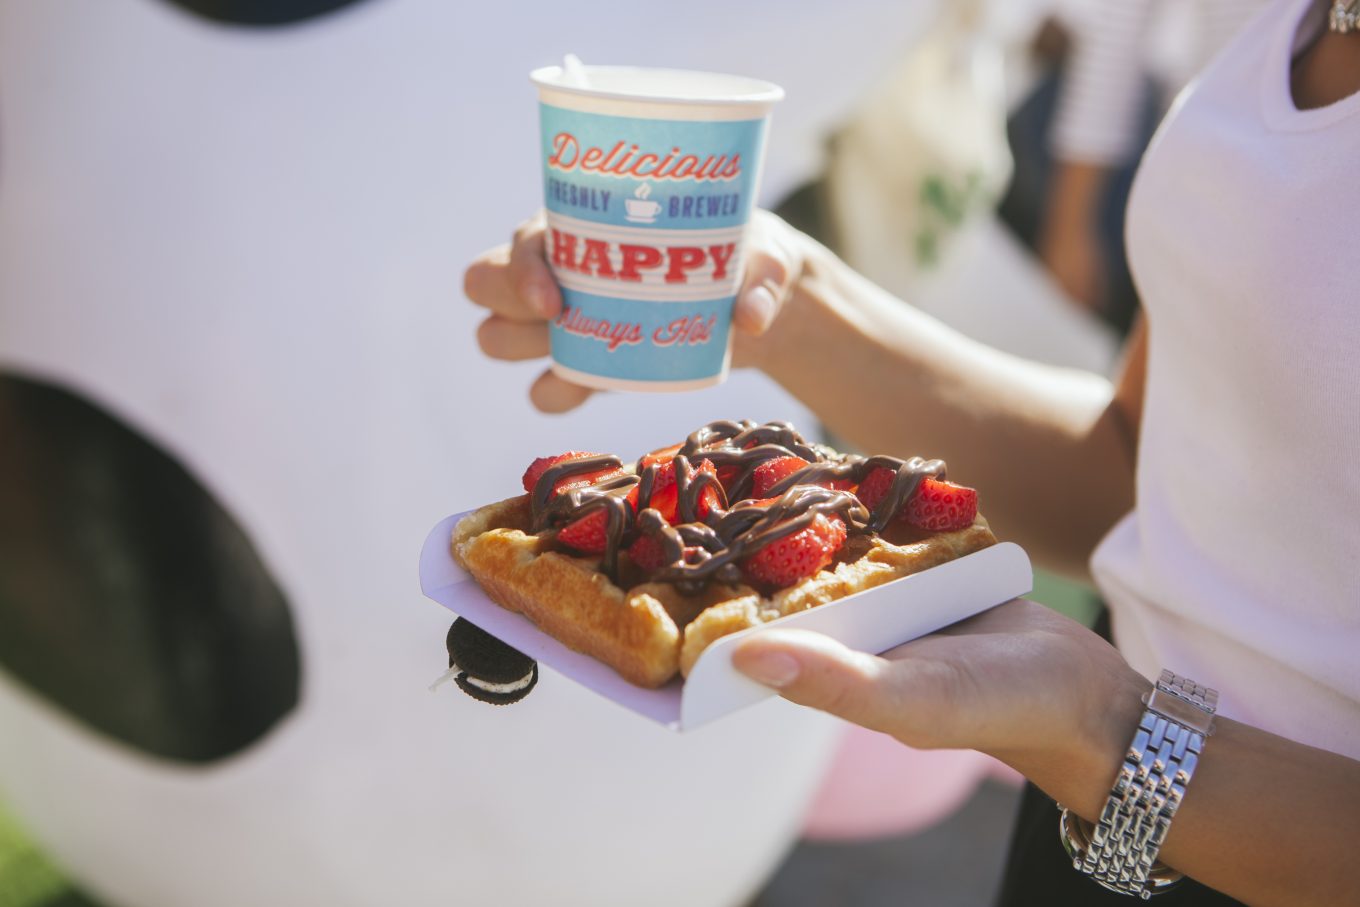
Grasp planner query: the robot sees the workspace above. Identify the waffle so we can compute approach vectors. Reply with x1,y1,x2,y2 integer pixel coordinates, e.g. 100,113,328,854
451,490,996,688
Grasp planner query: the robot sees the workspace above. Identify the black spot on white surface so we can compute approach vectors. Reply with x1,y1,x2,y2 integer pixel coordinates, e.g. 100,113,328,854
0,372,300,763
153,0,373,27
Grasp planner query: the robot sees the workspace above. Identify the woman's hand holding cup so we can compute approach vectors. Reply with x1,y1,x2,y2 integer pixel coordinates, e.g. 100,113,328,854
465,209,810,413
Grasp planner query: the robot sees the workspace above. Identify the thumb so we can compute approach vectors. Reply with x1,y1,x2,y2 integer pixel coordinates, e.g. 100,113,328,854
732,217,797,336
731,629,898,732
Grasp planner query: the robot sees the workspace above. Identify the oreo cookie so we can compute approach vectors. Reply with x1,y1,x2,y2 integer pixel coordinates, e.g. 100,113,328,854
441,618,538,705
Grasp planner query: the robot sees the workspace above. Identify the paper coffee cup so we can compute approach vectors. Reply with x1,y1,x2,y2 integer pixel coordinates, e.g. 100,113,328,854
530,63,783,392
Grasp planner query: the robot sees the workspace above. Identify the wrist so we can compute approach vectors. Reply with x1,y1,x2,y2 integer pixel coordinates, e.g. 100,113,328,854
1000,667,1151,821
1061,671,1221,898
1072,669,1153,819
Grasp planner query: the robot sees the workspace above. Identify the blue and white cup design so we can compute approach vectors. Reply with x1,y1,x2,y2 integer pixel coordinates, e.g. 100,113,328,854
531,66,782,391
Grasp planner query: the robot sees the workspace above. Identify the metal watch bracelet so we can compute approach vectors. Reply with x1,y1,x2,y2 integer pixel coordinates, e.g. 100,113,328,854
1058,669,1218,899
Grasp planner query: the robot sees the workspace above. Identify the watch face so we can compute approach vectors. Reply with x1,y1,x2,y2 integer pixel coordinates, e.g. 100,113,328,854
154,0,376,26
0,372,300,763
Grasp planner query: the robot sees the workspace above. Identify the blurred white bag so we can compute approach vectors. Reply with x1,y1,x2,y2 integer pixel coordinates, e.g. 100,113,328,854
825,0,1012,277
821,0,1117,376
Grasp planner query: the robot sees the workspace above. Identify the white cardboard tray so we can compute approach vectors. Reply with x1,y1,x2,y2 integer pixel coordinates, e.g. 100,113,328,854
420,512,1032,731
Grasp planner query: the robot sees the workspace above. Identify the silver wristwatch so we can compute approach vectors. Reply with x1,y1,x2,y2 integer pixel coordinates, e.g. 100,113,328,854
1059,669,1218,899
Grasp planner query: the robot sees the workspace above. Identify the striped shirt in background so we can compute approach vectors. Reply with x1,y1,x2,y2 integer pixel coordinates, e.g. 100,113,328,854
1051,0,1269,164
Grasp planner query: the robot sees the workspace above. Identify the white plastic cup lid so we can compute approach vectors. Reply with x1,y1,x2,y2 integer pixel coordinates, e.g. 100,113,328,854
530,64,783,109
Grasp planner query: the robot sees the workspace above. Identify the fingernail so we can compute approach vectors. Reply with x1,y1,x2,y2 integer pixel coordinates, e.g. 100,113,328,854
739,651,801,688
524,283,552,318
745,285,777,332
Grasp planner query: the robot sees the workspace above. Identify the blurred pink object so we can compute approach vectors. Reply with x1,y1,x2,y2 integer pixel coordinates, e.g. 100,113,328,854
801,725,1023,841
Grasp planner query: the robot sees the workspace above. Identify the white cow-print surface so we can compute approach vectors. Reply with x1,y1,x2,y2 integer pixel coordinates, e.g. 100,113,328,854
0,1,941,905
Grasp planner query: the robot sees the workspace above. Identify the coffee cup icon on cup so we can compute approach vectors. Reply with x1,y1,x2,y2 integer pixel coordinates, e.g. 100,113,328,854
624,183,662,223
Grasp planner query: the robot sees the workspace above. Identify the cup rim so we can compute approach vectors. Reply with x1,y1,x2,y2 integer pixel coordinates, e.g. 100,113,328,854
530,64,784,107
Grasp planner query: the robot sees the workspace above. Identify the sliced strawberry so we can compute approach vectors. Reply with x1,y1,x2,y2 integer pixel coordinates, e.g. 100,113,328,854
639,483,679,524
635,459,721,524
903,478,977,532
626,534,672,571
627,533,666,570
523,451,591,492
741,513,847,589
638,442,683,472
751,456,811,498
557,508,611,554
749,457,852,497
627,534,706,572
686,460,724,520
631,460,675,522
650,460,678,492
714,464,742,494
855,466,895,512
522,451,622,496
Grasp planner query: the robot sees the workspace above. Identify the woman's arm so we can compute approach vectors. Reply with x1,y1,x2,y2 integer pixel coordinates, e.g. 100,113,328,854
746,230,1141,578
1038,160,1113,311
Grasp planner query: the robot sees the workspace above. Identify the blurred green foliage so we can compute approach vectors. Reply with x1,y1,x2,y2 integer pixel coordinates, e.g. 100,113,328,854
1031,568,1102,628
0,802,64,907
0,802,97,907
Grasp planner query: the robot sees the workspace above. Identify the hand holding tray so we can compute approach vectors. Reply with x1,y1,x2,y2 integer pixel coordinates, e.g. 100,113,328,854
420,512,1032,731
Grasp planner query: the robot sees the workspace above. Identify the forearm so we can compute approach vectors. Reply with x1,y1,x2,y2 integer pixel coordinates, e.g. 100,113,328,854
1040,160,1109,257
1012,699,1360,907
751,248,1135,578
1047,159,1109,227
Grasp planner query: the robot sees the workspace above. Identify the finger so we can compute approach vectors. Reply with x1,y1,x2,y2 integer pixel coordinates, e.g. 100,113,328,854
463,246,540,322
732,217,796,336
507,214,562,320
476,316,550,361
731,628,901,733
529,367,595,414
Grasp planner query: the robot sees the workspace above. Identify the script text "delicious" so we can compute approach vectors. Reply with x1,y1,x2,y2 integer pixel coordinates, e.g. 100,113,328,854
547,133,742,182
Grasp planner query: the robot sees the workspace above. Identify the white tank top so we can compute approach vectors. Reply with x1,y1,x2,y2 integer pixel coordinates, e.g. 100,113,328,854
1093,0,1360,759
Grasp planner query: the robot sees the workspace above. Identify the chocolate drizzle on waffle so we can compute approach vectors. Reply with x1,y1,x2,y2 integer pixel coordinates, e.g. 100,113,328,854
644,484,869,594
530,454,635,578
529,421,950,591
530,454,627,515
